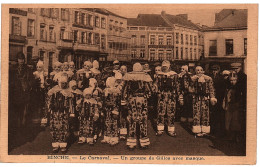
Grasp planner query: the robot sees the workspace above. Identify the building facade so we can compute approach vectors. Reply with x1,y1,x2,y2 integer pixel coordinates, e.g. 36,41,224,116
9,8,127,71
203,9,247,73
105,10,130,62
127,11,201,71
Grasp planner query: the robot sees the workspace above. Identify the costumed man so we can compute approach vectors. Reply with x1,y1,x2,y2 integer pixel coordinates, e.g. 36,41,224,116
90,60,102,88
69,80,82,139
122,63,153,149
63,62,74,80
113,72,127,140
102,77,121,146
47,73,73,153
120,65,128,77
101,60,121,87
77,88,99,145
155,60,182,137
178,65,193,126
32,61,48,126
50,61,62,85
69,61,77,81
191,66,217,137
143,63,152,76
9,52,34,133
89,78,103,142
77,61,93,90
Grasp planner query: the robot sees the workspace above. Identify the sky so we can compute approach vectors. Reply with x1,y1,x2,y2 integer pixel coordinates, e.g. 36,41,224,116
107,6,224,27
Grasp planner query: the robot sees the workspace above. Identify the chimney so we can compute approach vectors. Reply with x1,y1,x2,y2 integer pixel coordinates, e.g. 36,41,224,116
177,14,188,20
161,10,166,16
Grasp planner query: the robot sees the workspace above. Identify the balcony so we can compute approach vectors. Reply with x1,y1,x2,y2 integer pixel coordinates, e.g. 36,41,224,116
72,23,93,30
9,34,26,43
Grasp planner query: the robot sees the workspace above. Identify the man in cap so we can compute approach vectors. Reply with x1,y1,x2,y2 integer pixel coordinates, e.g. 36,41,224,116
191,66,217,137
122,62,153,149
154,60,182,137
77,61,93,90
230,62,247,140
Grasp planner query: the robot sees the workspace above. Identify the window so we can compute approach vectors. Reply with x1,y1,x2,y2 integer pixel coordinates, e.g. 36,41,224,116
88,32,92,44
109,42,112,49
27,19,35,37
166,50,172,60
194,48,197,60
49,52,54,69
158,35,164,45
194,36,197,45
244,38,247,55
73,30,78,42
158,50,164,61
190,35,193,45
41,8,50,17
49,26,55,42
190,48,193,60
28,8,34,13
27,46,33,63
88,15,93,26
185,48,188,59
101,18,106,29
209,40,217,56
95,16,100,27
131,50,137,58
140,35,145,45
150,49,155,61
74,11,80,24
175,47,179,59
95,33,100,45
39,51,45,61
140,49,145,58
101,34,106,49
131,35,137,45
81,13,86,25
60,28,65,39
61,9,69,21
40,24,47,41
166,36,172,45
181,47,183,59
12,17,21,35
176,33,179,44
185,34,188,44
181,34,183,44
81,32,86,43
150,35,155,45
50,8,59,19
225,39,233,55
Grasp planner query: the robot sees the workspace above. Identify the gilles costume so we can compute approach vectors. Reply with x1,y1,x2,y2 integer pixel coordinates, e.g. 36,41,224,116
178,66,193,123
102,77,121,145
122,63,153,149
47,75,73,153
155,61,181,136
191,66,217,136
78,88,99,145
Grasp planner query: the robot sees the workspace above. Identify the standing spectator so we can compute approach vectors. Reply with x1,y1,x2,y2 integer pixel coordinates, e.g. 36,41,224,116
210,65,227,137
222,71,244,142
9,52,34,132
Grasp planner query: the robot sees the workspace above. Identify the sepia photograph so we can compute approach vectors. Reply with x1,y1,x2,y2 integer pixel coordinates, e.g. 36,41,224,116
0,3,257,164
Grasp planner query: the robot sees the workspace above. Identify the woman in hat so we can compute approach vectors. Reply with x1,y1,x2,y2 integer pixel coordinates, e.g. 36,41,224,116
222,71,244,142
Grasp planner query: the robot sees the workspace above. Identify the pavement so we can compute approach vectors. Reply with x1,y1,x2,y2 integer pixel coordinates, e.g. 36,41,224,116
9,121,246,156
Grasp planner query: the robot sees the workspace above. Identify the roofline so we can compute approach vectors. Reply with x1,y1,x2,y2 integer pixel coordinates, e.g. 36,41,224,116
203,26,247,32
